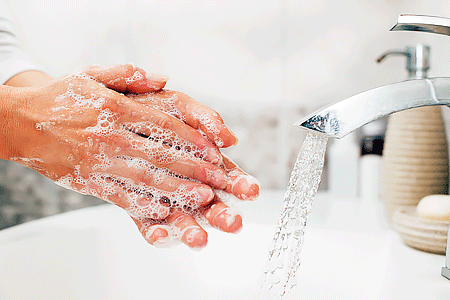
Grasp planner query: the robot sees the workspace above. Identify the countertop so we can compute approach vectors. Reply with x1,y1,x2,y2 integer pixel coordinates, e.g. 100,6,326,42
0,190,448,299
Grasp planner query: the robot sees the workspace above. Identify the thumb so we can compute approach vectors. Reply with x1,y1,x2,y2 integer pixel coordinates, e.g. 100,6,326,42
83,64,168,93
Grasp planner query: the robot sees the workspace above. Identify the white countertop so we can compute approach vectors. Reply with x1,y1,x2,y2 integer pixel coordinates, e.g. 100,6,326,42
0,190,448,299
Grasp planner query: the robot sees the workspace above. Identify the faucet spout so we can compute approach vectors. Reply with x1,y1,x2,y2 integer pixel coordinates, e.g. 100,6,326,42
390,14,450,36
294,78,450,139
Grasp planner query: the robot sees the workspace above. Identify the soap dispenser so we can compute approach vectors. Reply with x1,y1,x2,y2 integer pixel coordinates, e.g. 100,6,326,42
377,44,449,219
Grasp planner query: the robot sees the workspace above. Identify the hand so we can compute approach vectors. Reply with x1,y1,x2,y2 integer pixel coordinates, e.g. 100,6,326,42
133,155,260,248
0,64,235,226
127,90,238,148
127,91,259,199
128,91,260,247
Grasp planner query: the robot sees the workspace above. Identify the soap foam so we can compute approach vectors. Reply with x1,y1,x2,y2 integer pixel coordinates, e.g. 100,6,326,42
52,81,106,113
69,70,95,81
123,121,212,165
86,109,118,137
125,70,145,85
56,155,208,221
193,111,223,147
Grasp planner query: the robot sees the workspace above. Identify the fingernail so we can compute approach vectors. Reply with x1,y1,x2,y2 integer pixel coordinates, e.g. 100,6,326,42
228,174,260,201
240,174,260,201
183,226,208,248
229,130,239,146
153,233,169,245
146,73,169,82
211,207,243,233
247,183,260,201
196,186,214,203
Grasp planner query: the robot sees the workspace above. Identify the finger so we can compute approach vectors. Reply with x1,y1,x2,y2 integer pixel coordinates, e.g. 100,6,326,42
120,106,223,164
105,156,217,208
128,91,238,148
133,218,170,245
63,172,171,220
222,155,259,201
78,106,229,188
111,148,228,190
83,64,168,93
167,211,208,248
83,90,223,166
112,129,228,188
202,198,242,233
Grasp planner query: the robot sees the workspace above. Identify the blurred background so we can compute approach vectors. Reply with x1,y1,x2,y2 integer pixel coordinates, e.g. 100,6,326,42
2,0,450,228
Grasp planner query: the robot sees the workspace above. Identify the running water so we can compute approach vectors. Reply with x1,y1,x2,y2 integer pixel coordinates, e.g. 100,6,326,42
260,131,328,299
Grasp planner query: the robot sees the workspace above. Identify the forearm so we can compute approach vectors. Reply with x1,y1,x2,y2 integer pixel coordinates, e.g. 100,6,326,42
0,84,26,160
4,70,52,87
0,71,52,161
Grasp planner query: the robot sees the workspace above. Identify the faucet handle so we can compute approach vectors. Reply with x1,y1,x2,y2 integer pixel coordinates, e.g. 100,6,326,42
391,15,450,36
376,45,430,79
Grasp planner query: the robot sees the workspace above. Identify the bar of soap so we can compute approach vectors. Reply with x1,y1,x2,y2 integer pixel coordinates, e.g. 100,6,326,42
416,195,450,221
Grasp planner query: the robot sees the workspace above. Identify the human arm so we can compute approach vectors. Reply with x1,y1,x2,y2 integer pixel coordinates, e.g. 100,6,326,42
0,64,259,248
0,1,260,247
0,63,225,210
4,70,52,87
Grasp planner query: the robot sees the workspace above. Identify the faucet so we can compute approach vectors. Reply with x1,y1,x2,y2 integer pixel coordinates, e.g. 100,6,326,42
294,14,450,280
294,15,450,139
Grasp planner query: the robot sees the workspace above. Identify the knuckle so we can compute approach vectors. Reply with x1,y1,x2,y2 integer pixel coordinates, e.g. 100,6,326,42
157,115,172,129
82,65,96,76
122,63,135,78
102,96,127,115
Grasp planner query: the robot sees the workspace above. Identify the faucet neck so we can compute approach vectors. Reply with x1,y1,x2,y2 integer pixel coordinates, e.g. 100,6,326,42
406,44,430,79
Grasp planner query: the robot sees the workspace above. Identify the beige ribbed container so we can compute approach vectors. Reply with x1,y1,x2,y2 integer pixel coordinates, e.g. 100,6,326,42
391,206,448,255
382,106,449,220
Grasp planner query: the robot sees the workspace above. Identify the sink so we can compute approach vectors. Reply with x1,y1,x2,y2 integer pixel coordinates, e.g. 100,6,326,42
0,190,448,299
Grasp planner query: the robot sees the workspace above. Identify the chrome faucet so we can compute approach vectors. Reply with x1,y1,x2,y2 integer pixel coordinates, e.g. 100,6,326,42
294,15,450,139
294,14,450,280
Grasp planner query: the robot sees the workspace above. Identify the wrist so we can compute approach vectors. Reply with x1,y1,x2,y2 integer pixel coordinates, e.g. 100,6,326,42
0,85,30,160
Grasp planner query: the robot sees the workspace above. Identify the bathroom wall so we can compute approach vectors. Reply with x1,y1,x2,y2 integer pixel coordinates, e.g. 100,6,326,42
2,0,450,226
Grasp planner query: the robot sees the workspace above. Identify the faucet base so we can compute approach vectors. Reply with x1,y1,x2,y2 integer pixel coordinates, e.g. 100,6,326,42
442,267,450,280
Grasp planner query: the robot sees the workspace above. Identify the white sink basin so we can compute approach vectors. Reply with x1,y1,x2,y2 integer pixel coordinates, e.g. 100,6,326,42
0,190,448,299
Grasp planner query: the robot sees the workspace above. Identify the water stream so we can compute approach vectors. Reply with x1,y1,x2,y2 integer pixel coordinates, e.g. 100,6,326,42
260,131,328,298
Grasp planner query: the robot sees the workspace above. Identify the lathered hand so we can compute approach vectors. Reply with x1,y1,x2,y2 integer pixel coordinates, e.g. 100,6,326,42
133,155,259,248
0,64,259,248
129,91,259,247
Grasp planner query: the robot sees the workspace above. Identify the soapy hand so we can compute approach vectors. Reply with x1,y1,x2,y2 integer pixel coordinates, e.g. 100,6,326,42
128,90,259,247
1,64,259,248
133,154,259,248
127,91,259,198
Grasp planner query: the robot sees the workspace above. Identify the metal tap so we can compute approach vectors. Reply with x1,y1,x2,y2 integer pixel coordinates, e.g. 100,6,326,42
295,15,450,139
294,14,450,280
